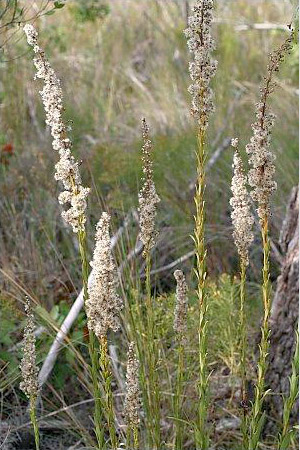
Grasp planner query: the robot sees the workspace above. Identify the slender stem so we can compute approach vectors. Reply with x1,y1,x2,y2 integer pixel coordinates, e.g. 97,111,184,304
78,230,104,449
30,395,40,450
144,250,161,449
133,426,139,449
99,336,118,450
126,426,132,449
174,339,184,450
277,332,299,449
194,128,210,449
126,425,139,450
248,217,272,449
239,262,248,448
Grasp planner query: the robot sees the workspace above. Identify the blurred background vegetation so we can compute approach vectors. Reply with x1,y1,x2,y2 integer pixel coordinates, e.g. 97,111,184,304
0,0,298,448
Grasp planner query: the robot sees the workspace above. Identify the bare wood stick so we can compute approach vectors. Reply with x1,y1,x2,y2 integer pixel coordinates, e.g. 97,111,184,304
212,19,289,32
140,250,195,279
234,23,288,32
38,210,136,387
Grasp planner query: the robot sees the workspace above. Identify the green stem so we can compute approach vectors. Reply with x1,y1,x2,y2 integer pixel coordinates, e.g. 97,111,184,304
133,426,139,449
30,396,40,450
126,425,139,450
126,426,132,449
248,218,272,449
78,230,104,449
194,128,210,449
99,336,118,450
144,250,161,449
239,262,248,448
277,332,299,449
174,339,184,450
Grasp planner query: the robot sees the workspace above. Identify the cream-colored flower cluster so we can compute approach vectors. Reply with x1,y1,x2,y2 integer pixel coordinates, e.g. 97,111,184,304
230,140,254,266
184,0,218,129
138,119,160,256
24,24,89,232
124,342,140,428
173,269,188,336
246,103,277,222
246,35,293,222
20,298,39,399
87,212,122,339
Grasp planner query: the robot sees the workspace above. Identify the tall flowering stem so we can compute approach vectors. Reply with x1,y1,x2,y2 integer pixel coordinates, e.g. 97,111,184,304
246,35,293,450
88,213,123,450
23,24,105,448
20,298,40,450
138,118,161,448
173,270,188,450
229,139,254,446
184,1,217,447
124,342,141,449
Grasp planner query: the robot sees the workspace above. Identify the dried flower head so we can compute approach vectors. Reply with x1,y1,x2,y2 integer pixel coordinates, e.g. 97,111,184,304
184,0,218,129
138,119,160,256
86,212,123,339
173,269,188,335
20,298,39,399
24,24,89,232
246,34,293,222
124,342,140,428
230,143,254,266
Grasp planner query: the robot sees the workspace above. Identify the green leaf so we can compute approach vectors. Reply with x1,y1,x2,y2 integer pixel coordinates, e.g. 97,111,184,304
45,10,56,16
54,1,65,8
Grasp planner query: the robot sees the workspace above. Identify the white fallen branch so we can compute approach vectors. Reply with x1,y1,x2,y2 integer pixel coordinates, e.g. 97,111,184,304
38,209,136,387
234,23,288,32
140,250,195,279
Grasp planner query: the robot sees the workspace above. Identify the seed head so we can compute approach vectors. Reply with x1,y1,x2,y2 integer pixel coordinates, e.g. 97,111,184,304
230,143,254,266
138,119,160,256
184,0,218,129
24,24,89,232
86,212,123,339
124,342,140,428
20,298,39,399
246,34,293,222
173,269,188,336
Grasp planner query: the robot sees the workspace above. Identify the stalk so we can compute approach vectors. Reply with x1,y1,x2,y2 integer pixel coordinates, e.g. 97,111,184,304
138,118,161,448
239,262,248,448
99,336,118,450
30,396,40,450
248,218,271,449
194,128,210,449
184,1,218,444
244,33,293,450
124,341,140,450
78,230,104,449
126,425,139,450
133,427,139,449
144,250,161,449
174,339,185,449
277,332,299,450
